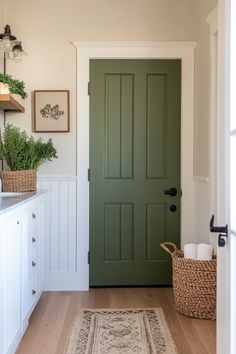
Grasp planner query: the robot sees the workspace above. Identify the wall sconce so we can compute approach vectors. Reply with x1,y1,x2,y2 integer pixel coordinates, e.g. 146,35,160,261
0,24,26,62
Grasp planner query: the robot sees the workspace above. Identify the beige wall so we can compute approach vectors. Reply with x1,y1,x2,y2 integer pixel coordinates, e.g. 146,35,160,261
0,0,220,247
1,0,195,175
194,0,217,178
194,0,217,245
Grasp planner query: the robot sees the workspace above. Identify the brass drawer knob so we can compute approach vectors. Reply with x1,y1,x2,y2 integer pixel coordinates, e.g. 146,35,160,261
32,261,37,267
32,212,36,218
32,289,36,295
32,237,36,243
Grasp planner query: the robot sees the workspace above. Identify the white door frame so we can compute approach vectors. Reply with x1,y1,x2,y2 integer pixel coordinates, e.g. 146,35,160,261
218,0,231,351
216,0,235,352
72,41,196,290
207,6,229,353
206,6,218,231
217,0,236,353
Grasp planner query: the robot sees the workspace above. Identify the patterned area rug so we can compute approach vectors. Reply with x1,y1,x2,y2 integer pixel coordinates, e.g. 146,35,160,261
65,308,177,354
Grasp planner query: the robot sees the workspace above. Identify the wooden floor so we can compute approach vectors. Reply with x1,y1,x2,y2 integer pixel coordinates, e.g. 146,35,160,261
16,288,216,354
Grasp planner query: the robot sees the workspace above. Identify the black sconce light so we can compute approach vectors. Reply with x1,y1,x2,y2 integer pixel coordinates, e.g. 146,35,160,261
0,24,26,62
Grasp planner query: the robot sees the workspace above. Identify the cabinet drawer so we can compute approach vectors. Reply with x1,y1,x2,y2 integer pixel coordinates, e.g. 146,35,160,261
23,273,40,316
28,207,40,238
26,202,41,281
27,257,39,280
27,234,39,272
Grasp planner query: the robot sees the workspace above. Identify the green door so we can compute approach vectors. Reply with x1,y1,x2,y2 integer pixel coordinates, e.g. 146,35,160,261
89,59,181,286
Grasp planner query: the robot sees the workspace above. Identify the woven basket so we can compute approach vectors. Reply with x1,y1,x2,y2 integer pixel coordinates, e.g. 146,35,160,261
160,241,216,320
1,170,37,192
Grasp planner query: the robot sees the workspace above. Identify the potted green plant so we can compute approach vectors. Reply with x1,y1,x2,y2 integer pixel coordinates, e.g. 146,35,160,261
0,124,57,192
0,73,27,104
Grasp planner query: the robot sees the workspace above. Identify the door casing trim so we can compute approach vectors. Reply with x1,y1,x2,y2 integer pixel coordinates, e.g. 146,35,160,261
72,41,196,290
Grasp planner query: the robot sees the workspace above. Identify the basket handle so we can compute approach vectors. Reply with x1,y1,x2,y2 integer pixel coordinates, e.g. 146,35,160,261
160,242,178,255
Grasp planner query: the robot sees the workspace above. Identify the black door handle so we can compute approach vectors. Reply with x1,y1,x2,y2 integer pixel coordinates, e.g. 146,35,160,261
164,187,177,197
209,215,228,234
209,215,228,247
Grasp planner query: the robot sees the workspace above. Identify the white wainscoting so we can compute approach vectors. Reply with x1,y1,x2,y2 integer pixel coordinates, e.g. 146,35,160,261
37,175,80,290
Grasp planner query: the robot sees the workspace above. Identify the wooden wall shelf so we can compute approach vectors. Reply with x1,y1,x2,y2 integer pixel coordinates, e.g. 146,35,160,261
0,94,25,112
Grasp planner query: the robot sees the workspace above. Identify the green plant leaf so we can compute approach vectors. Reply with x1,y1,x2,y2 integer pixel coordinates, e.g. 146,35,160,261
0,73,27,99
0,124,58,170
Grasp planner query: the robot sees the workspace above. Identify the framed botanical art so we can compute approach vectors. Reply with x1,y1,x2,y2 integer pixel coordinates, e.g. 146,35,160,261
34,90,70,132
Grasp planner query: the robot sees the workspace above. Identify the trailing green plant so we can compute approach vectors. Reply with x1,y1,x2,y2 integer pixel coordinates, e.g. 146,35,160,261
0,124,58,170
0,73,27,99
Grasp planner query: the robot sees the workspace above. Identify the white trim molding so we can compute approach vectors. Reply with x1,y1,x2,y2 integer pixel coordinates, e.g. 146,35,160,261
206,6,218,33
72,41,197,48
194,176,210,184
72,41,196,290
38,175,77,181
206,6,219,223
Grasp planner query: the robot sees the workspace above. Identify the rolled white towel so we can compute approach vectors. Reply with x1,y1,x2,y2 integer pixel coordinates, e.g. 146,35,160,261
184,243,197,259
197,243,213,261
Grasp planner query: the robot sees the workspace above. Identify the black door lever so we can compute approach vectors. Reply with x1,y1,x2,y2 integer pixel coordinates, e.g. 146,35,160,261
210,215,228,234
164,187,177,197
209,214,228,247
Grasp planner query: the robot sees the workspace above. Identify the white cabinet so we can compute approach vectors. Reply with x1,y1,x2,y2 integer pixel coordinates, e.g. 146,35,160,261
21,197,44,331
0,213,22,354
0,193,45,354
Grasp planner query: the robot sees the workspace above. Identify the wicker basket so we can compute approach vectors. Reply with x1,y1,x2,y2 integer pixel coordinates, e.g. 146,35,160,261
1,170,37,192
160,241,216,320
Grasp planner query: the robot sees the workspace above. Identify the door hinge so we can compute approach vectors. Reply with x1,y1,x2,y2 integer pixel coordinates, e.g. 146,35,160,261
88,251,90,264
88,82,91,96
88,168,90,182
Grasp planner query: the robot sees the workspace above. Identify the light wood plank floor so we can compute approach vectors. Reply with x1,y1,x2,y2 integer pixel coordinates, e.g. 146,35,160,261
16,288,216,354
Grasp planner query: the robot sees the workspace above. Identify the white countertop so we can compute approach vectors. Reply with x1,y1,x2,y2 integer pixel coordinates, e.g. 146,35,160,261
0,191,46,216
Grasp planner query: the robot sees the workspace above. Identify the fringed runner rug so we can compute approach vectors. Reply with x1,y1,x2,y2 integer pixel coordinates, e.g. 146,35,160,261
65,308,177,354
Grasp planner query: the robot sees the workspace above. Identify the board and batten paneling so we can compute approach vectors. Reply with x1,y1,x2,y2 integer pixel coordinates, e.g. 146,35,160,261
37,176,78,290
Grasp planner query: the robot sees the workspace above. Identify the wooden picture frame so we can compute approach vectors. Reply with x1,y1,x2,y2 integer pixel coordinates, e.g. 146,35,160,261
34,90,70,132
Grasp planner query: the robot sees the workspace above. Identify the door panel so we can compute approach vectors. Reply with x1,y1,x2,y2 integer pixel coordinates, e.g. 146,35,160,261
146,204,166,260
90,59,181,286
104,203,134,261
105,74,134,179
146,74,166,179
